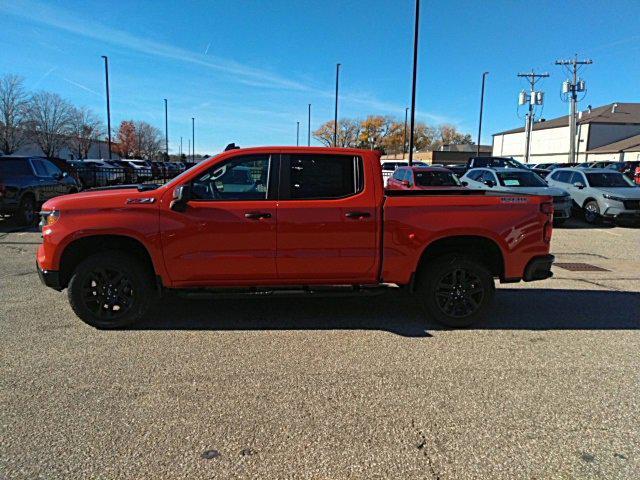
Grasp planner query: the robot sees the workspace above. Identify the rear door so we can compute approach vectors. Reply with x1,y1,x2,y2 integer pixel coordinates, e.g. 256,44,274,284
276,153,379,283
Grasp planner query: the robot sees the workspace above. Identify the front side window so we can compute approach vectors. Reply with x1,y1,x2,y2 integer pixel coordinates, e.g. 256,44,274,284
287,154,362,200
42,160,62,177
568,172,584,184
191,155,272,200
31,159,49,177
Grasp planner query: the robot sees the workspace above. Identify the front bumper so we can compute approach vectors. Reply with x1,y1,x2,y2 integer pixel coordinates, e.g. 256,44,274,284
37,261,63,291
523,254,555,282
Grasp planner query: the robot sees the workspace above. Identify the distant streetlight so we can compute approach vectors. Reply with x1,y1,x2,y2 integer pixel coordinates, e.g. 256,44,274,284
307,103,311,146
476,72,489,156
296,121,300,146
333,63,341,147
164,98,169,160
191,117,195,163
101,55,112,159
408,0,420,166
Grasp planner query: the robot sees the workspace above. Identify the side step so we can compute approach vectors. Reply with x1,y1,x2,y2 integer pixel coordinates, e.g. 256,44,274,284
175,284,397,300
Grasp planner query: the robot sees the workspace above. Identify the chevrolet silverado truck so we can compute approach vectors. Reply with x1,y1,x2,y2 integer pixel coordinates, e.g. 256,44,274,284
36,147,554,329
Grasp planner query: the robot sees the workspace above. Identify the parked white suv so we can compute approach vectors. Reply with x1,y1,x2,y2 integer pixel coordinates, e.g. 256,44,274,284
546,168,640,224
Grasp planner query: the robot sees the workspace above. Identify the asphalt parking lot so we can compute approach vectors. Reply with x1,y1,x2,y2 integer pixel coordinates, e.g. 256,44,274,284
1,217,639,479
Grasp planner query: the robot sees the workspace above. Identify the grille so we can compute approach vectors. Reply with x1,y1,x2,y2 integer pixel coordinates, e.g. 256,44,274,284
554,262,609,272
623,200,640,210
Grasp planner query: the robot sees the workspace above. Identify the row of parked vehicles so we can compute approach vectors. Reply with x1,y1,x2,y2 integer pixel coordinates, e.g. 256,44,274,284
383,156,640,225
0,156,190,225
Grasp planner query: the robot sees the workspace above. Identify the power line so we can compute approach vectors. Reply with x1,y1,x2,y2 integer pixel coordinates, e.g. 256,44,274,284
555,54,592,164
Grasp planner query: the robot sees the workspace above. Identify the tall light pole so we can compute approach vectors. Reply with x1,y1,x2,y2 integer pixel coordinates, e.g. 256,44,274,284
296,121,300,146
164,98,169,160
191,117,195,163
476,72,489,156
101,55,112,159
333,63,341,147
407,0,420,166
180,136,183,156
307,103,311,146
403,107,409,158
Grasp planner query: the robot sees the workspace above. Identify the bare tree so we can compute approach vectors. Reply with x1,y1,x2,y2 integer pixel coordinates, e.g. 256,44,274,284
313,119,361,147
133,121,162,159
69,107,104,159
0,74,29,154
26,92,74,158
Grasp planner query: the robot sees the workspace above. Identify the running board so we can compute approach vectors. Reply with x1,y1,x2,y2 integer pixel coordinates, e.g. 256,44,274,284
175,284,397,300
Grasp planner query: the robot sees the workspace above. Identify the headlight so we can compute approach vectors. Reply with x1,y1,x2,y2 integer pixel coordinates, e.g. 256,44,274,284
602,194,624,202
39,210,60,228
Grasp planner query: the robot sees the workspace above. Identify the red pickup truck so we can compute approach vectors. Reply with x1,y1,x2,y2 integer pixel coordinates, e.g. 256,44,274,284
37,147,554,329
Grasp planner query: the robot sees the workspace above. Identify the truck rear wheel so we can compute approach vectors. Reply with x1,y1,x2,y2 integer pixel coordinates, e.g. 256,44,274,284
67,251,153,329
415,255,495,328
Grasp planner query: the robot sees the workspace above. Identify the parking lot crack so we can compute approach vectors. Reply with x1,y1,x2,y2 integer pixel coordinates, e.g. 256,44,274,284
411,419,443,480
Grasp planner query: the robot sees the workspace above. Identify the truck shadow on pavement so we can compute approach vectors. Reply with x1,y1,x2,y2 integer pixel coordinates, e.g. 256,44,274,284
134,288,640,337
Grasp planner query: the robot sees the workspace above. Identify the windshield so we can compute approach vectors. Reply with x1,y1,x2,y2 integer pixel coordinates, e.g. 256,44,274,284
586,172,635,188
414,170,461,187
497,171,547,187
476,157,525,169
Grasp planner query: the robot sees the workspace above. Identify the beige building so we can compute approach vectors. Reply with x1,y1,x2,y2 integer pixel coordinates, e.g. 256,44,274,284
492,102,640,164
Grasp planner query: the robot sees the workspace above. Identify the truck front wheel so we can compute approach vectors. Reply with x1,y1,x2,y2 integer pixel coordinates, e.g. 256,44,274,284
67,251,154,329
415,255,495,328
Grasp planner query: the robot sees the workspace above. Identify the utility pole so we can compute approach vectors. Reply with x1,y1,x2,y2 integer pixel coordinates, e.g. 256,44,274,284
476,72,489,156
333,63,341,147
164,98,169,160
101,55,112,159
307,103,311,146
408,0,420,166
296,121,300,146
191,117,195,164
517,70,549,163
555,54,592,164
180,136,182,156
403,107,409,159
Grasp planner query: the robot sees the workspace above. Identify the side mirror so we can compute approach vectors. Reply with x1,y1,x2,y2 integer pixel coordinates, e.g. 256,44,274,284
484,180,496,188
461,181,469,187
573,182,585,189
170,184,191,212
401,180,410,187
53,172,63,180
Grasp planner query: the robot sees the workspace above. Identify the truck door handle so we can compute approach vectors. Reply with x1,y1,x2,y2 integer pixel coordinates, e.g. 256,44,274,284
244,212,272,219
345,211,370,219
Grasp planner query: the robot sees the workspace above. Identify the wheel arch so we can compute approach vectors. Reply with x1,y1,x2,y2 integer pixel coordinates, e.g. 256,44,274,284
58,234,158,290
413,235,505,287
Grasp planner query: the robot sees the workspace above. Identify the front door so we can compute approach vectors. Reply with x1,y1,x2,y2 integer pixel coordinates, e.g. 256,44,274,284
276,153,378,283
160,154,278,285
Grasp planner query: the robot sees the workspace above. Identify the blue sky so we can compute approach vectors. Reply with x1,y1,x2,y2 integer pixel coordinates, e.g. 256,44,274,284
1,0,639,154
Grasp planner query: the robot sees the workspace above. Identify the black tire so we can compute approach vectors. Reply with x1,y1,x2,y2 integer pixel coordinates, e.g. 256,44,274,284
583,200,601,224
15,194,36,226
415,255,495,328
67,251,154,329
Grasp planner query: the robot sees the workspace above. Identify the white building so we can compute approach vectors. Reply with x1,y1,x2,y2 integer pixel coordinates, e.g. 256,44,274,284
492,102,640,164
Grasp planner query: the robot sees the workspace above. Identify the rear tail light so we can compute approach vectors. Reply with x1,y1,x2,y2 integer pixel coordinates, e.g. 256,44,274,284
540,201,554,215
543,221,552,243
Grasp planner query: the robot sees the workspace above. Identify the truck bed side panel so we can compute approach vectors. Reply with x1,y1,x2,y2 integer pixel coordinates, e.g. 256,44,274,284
382,193,551,284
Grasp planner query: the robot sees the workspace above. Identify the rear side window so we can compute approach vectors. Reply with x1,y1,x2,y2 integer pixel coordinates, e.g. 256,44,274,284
285,154,362,200
466,170,481,181
0,159,32,176
31,159,49,176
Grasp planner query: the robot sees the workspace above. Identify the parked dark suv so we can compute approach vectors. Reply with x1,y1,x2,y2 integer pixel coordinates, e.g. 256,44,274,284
0,156,80,225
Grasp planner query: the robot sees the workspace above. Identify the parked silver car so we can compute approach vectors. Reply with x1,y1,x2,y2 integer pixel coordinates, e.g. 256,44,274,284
546,168,640,224
461,167,572,224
